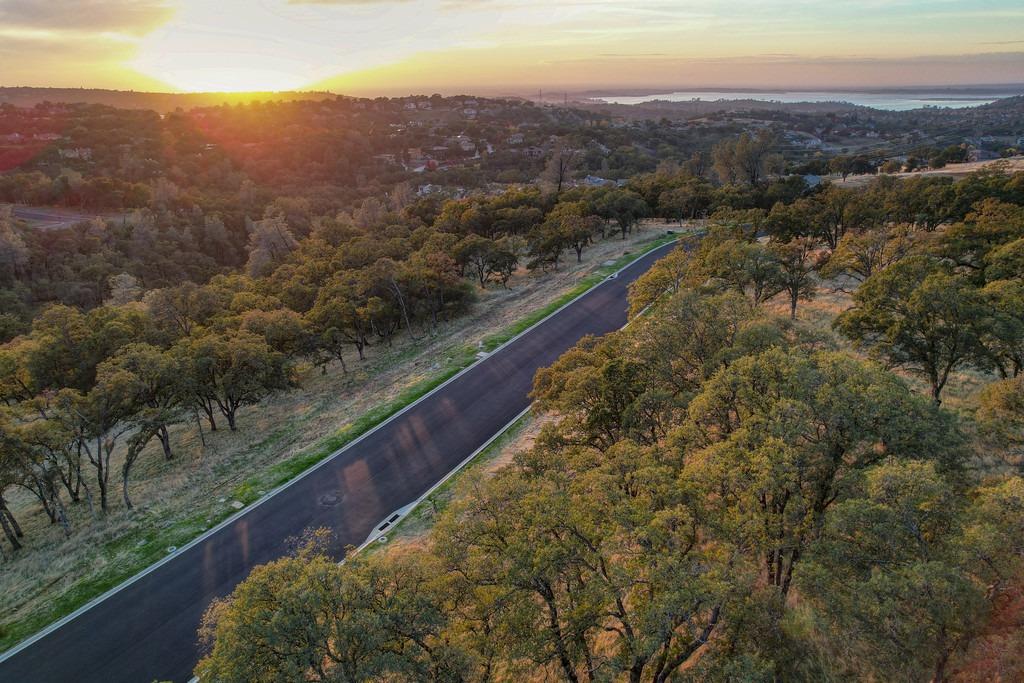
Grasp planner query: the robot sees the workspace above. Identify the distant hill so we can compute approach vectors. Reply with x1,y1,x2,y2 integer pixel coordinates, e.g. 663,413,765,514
0,87,336,112
572,97,864,121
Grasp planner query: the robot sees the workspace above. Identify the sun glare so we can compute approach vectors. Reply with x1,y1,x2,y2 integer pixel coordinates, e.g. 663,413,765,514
132,33,315,92
125,0,501,93
129,0,324,93
136,65,308,93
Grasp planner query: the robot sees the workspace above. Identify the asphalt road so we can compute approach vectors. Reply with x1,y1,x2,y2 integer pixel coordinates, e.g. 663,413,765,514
0,240,676,683
7,205,126,230
8,205,90,229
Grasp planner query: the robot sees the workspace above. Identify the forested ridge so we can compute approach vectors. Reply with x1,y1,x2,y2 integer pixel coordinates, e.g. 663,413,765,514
191,168,1024,682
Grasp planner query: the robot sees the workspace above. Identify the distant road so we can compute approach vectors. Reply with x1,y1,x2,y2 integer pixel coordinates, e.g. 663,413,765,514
0,240,677,683
7,205,122,229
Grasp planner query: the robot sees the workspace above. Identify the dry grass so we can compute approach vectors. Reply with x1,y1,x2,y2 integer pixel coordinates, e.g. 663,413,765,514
384,266,1006,562
0,226,677,651
371,263,1014,681
764,277,994,416
951,584,1024,682
834,155,1024,188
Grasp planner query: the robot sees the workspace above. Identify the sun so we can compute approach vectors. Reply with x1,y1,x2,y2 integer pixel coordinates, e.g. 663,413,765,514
129,1,320,93
133,64,309,93
132,37,314,93
123,0,498,94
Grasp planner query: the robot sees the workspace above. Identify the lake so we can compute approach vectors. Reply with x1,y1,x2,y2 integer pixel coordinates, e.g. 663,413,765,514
591,89,1021,111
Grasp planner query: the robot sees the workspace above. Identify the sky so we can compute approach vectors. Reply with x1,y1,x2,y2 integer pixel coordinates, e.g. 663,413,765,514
1,0,1023,94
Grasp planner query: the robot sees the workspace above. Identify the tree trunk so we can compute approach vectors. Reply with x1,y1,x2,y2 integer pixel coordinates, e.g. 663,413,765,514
122,470,134,510
97,472,108,512
652,605,720,683
79,476,96,518
198,397,218,431
931,647,951,683
390,278,418,340
0,495,23,538
193,409,207,448
32,481,57,523
158,425,173,460
0,508,20,551
96,438,109,512
59,463,81,503
540,586,579,683
47,485,70,536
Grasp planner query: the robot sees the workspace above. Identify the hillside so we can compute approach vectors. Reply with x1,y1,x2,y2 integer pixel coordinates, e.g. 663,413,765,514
0,87,335,113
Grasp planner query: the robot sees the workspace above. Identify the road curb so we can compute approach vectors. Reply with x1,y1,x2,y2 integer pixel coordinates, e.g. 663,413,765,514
356,405,533,552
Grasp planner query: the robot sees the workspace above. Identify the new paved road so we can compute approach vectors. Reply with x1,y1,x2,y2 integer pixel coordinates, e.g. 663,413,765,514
9,205,92,229
7,205,127,230
0,241,676,683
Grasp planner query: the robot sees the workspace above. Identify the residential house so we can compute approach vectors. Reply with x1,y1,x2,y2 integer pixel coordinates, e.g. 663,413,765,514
58,147,93,160
968,148,999,162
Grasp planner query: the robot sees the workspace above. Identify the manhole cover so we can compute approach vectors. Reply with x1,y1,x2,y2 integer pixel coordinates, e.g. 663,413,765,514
318,492,343,507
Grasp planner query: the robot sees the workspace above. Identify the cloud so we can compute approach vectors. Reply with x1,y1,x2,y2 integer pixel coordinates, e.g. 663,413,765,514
0,0,175,36
0,0,177,89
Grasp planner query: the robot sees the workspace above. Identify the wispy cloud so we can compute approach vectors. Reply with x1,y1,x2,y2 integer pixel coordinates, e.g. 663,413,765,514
0,0,175,36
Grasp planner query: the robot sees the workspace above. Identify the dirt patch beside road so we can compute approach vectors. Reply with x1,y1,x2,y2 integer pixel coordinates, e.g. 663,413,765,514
834,155,1024,188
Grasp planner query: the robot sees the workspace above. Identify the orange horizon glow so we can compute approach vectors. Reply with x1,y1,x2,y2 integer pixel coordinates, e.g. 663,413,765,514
1,1,1023,95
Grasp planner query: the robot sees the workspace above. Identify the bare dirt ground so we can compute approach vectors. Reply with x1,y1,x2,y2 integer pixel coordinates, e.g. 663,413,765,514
834,155,1024,188
0,225,676,647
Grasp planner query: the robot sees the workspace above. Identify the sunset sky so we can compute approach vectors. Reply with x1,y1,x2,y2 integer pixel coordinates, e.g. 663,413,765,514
1,0,1023,94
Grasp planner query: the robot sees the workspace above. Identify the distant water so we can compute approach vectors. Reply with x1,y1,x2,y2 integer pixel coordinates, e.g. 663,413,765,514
592,90,1019,111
